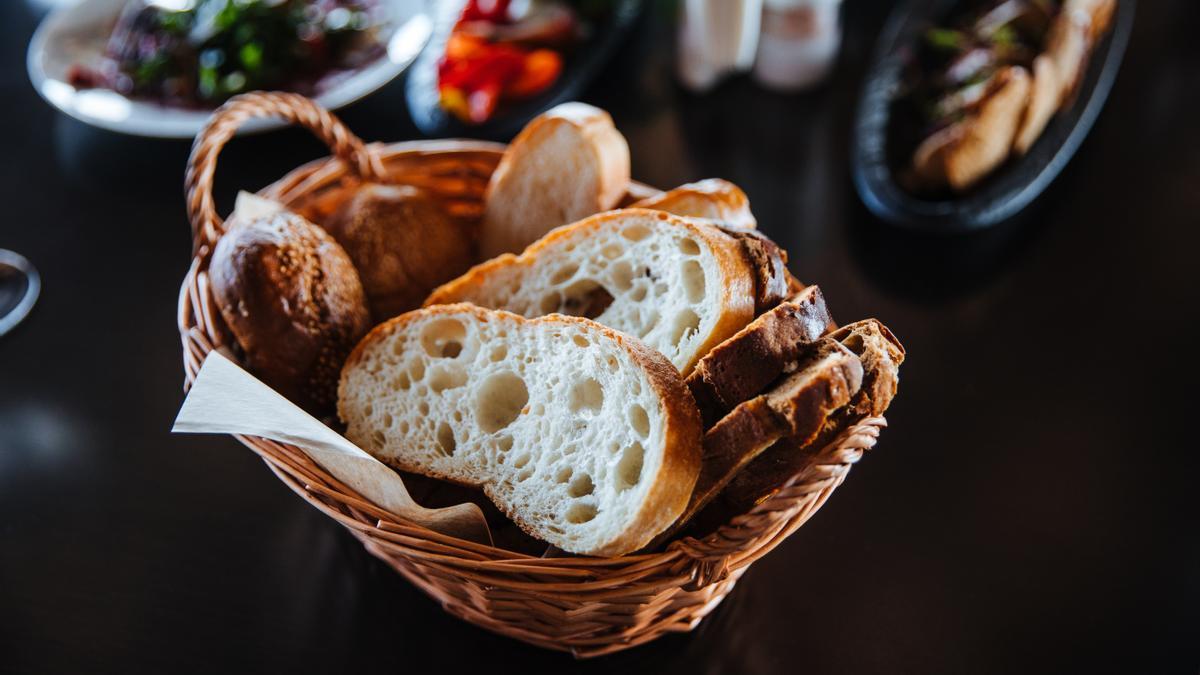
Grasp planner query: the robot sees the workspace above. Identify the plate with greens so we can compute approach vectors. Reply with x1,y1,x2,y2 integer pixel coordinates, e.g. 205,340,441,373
28,0,431,138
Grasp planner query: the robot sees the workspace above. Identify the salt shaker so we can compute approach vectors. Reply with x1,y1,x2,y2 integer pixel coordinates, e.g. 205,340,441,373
677,0,764,92
753,0,843,91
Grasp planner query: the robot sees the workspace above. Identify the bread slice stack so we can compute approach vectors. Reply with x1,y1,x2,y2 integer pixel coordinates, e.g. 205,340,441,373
333,103,904,555
704,318,906,522
687,284,836,426
339,304,701,555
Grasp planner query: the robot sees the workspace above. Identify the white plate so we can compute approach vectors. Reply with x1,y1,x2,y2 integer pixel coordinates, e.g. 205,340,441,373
27,0,432,138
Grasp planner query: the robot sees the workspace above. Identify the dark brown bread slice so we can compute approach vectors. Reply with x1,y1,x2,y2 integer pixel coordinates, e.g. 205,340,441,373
709,318,905,519
654,339,863,543
715,224,790,314
687,285,837,427
825,319,905,417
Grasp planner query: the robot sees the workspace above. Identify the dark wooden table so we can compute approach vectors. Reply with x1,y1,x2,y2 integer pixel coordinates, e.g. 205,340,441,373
2,1,1197,673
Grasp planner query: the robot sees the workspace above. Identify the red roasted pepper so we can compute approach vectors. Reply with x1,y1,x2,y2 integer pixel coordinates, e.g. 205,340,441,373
438,0,571,124
459,0,513,25
505,49,562,98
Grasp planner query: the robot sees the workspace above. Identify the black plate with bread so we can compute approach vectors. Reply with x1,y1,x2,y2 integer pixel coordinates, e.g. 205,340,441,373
851,0,1134,232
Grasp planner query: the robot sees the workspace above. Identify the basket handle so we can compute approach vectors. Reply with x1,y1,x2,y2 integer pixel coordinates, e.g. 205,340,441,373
184,91,386,253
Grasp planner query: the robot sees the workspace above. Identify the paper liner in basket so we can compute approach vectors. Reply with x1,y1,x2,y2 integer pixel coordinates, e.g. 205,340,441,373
173,351,491,544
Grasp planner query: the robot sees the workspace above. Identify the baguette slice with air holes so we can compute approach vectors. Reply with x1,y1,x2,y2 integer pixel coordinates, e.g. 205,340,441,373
480,102,630,258
338,304,702,556
425,209,759,376
632,178,757,229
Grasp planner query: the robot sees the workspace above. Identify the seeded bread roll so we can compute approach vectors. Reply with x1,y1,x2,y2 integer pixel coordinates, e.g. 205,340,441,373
209,208,371,413
338,304,703,556
323,183,475,321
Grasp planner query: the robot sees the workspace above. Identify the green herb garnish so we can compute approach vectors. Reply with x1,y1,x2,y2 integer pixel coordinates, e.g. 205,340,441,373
925,28,967,52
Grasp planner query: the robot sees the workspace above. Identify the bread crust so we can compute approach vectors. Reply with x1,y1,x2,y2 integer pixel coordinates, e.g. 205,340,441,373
480,102,630,258
425,209,758,377
210,211,370,413
687,285,837,427
338,303,702,556
632,178,757,229
588,320,704,555
323,184,476,321
656,339,862,542
825,319,906,417
715,224,790,314
712,318,905,518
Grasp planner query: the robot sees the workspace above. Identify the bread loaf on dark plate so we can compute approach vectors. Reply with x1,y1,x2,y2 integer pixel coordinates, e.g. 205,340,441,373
209,208,371,414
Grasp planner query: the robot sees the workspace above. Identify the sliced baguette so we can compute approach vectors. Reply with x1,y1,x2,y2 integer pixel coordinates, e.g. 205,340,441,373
656,338,863,541
687,285,837,427
632,178,757,229
480,102,630,258
338,304,702,556
713,318,905,517
426,209,758,376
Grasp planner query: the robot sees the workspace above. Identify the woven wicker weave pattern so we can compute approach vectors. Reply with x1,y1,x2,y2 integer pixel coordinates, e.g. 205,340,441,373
176,92,887,658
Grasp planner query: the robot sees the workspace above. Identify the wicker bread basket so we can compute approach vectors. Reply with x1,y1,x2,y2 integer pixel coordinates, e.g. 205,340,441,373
177,92,887,658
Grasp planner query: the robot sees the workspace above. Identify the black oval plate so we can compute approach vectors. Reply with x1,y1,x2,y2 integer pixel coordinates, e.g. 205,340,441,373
851,0,1135,232
405,0,643,140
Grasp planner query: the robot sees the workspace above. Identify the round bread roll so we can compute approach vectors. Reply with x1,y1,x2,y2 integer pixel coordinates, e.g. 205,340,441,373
209,210,371,414
323,184,476,321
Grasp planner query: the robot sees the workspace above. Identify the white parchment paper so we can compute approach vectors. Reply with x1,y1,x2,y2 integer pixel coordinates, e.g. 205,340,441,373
173,351,491,544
